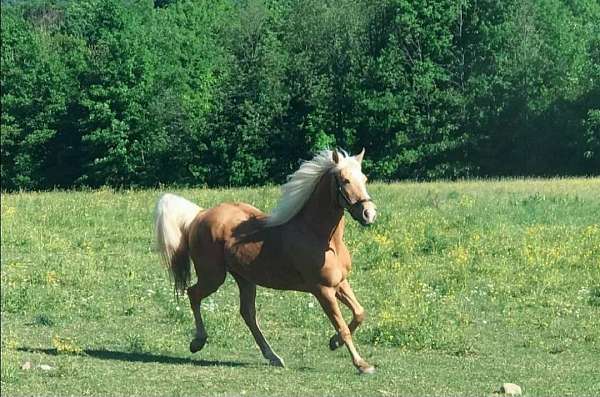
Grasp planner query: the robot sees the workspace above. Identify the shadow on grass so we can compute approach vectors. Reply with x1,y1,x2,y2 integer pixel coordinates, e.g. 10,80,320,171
17,347,249,368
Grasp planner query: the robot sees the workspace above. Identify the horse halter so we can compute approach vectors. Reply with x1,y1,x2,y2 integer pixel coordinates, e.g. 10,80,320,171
335,176,373,211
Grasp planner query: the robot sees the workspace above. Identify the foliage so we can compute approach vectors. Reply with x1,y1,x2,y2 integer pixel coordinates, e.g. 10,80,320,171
2,0,599,190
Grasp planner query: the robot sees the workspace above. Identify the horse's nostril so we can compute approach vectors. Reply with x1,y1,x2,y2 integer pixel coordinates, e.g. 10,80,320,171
362,208,376,224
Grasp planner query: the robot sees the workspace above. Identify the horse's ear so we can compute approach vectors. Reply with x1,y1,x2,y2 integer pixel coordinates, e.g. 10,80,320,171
332,149,340,164
355,147,365,163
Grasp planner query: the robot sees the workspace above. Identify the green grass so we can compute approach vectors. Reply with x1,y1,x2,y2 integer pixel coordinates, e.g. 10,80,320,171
2,179,599,396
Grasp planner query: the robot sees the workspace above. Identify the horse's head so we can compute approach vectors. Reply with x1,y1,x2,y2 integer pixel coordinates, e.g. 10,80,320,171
331,148,377,226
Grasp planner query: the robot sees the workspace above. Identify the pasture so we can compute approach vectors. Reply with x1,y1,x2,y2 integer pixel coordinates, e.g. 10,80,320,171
1,178,599,396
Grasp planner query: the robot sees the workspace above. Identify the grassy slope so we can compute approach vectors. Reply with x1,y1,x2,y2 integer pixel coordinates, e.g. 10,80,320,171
1,179,599,396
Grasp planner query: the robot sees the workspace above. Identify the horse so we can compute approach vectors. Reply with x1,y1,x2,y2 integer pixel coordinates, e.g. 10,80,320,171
154,149,377,374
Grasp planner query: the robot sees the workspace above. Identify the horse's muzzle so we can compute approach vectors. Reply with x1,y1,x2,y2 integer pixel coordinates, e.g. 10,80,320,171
349,201,377,226
362,207,377,225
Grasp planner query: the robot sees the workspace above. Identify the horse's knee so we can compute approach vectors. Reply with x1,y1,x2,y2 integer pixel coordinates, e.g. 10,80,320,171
338,326,352,341
355,306,365,325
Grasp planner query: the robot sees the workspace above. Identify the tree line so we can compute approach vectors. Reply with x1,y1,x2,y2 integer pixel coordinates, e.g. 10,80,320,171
1,0,599,190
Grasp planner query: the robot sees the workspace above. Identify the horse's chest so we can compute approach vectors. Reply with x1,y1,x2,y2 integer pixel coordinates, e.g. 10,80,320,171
330,238,351,274
316,244,351,287
337,245,352,273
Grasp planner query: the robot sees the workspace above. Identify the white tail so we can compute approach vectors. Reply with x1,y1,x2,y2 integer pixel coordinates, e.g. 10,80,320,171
154,193,201,292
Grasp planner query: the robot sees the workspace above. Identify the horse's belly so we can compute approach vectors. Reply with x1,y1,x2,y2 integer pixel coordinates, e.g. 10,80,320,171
230,260,307,291
226,241,308,291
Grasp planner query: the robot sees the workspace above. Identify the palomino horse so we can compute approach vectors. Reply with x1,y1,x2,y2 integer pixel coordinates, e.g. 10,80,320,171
154,149,377,373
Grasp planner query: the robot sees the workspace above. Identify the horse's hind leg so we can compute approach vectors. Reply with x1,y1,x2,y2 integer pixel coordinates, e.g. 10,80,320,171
232,273,285,367
187,244,226,353
187,283,209,353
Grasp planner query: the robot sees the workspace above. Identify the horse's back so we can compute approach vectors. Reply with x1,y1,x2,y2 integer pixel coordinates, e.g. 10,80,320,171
191,202,264,243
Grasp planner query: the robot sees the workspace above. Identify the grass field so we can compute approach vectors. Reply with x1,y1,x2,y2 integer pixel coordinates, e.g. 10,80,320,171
1,178,599,396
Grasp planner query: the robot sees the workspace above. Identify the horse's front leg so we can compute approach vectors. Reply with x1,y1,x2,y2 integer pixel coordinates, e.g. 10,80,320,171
329,279,365,350
314,285,374,374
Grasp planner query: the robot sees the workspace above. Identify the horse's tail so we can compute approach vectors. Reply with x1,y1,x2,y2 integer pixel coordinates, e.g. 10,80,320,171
154,193,201,294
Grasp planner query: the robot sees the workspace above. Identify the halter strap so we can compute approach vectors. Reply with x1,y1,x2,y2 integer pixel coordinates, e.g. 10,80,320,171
336,178,372,210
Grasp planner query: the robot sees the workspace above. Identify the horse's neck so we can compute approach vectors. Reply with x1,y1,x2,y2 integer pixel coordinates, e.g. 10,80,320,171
298,172,345,243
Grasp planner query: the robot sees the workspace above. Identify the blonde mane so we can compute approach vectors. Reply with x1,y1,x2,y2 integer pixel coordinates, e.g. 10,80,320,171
264,149,358,227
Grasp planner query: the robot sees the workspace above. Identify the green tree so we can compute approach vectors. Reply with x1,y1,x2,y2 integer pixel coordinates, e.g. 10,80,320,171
2,0,599,190
1,4,72,189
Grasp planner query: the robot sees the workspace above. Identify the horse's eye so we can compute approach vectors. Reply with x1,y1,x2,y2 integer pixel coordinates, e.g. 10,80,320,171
343,178,350,184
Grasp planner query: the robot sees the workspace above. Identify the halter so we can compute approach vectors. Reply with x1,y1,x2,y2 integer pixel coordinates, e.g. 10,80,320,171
335,176,373,211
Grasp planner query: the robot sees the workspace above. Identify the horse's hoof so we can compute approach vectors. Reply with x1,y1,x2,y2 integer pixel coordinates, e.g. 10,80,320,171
189,337,207,353
268,356,286,368
329,334,342,350
358,365,376,375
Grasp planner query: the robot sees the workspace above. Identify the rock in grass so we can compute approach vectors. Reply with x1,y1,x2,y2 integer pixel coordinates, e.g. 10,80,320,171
499,383,522,396
20,361,32,370
36,364,56,371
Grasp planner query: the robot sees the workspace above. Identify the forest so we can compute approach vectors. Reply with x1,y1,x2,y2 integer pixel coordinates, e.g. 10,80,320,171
1,0,599,190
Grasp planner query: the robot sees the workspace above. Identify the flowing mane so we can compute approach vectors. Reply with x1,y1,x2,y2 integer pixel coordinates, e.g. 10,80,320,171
264,149,357,227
